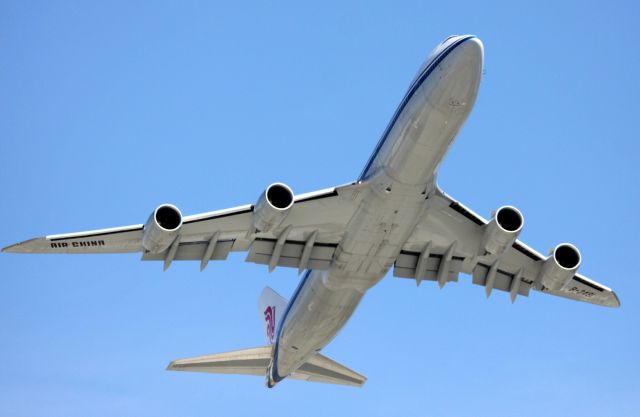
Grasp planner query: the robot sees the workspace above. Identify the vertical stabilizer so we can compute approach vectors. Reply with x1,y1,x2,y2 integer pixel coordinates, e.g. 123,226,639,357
257,287,288,344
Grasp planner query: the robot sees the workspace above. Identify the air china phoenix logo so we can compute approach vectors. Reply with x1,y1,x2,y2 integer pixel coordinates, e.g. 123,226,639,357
264,305,276,344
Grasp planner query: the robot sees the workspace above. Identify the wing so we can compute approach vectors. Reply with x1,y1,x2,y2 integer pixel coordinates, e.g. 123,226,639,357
395,188,620,308
3,183,364,272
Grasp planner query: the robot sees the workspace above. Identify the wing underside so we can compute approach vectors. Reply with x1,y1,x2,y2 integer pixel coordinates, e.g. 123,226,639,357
396,188,619,307
2,183,361,273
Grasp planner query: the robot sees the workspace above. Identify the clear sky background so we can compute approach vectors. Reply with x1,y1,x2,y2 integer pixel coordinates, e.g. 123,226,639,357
1,1,639,416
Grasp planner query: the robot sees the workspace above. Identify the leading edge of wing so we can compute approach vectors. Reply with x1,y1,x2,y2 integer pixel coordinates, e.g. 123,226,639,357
2,224,145,254
179,185,347,225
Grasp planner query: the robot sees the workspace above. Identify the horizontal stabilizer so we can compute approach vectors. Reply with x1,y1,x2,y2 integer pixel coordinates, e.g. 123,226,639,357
167,346,366,387
294,351,367,387
167,346,272,376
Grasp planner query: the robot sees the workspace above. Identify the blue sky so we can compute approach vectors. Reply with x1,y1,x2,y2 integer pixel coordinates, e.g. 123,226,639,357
1,1,639,416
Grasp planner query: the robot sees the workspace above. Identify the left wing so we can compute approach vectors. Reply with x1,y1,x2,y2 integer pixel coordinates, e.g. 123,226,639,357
3,183,364,272
396,188,620,308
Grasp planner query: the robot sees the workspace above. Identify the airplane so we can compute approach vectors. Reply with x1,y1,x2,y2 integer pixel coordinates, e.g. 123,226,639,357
3,35,620,388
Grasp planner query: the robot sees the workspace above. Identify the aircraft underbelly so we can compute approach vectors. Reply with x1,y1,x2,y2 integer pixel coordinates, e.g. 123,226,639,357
273,37,483,383
274,270,364,379
327,39,483,289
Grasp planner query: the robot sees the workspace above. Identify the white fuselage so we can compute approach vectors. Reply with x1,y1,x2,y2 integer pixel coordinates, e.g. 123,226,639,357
270,35,484,385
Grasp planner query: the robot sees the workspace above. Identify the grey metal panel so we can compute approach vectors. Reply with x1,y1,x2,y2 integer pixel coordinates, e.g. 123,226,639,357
394,266,415,278
245,240,336,270
493,272,512,292
280,242,304,258
141,240,234,261
246,253,332,270
393,251,464,282
249,240,335,259
472,263,531,296
249,239,277,256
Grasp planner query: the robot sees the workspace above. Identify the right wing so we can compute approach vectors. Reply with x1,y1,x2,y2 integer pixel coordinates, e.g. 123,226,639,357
3,182,365,272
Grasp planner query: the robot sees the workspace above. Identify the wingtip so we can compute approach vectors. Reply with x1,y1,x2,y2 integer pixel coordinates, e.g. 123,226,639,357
3,241,28,253
166,357,192,371
611,291,621,308
2,238,44,254
2,242,20,253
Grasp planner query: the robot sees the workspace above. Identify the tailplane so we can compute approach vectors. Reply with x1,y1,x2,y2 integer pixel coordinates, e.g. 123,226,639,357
167,346,366,387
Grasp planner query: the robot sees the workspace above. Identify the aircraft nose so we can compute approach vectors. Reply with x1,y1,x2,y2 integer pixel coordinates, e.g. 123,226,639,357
433,35,484,114
456,36,484,66
446,36,484,83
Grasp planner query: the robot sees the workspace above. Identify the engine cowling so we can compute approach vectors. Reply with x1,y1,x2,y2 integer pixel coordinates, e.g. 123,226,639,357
142,204,183,253
479,206,524,256
537,243,581,290
253,183,294,233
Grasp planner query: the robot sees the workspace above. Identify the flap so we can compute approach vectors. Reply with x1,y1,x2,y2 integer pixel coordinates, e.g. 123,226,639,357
246,238,337,271
141,240,235,261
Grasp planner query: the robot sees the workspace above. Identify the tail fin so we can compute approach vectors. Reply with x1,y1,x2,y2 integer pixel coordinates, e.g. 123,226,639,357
257,287,288,344
167,346,366,387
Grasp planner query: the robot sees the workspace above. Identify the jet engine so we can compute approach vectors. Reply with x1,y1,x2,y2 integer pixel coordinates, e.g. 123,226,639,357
537,243,581,290
253,183,294,233
479,206,524,256
142,204,183,253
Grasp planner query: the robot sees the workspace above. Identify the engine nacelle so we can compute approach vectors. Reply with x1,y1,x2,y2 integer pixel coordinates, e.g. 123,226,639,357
253,183,294,233
479,206,524,256
142,204,183,253
537,243,581,290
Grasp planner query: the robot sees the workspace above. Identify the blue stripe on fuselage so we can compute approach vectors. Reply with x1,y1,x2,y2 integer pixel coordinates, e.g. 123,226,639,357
271,269,312,382
358,35,477,181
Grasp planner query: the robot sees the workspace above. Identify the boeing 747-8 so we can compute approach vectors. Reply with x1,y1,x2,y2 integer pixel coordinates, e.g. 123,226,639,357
3,35,619,388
